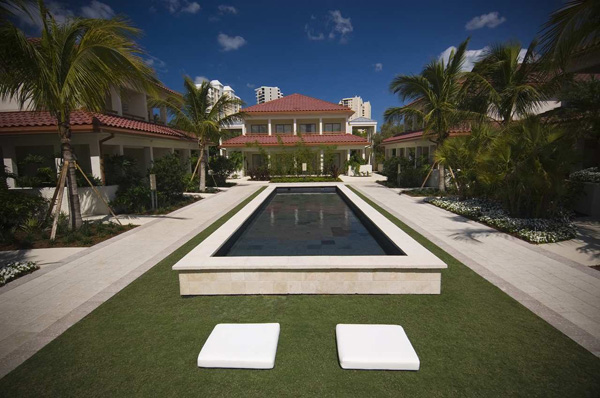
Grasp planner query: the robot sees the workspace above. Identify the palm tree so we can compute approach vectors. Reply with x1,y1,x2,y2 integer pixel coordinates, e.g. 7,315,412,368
0,0,155,229
154,77,244,192
539,0,600,70
384,38,476,190
465,41,559,124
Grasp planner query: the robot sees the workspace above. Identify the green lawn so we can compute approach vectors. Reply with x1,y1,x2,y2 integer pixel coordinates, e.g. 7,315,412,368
1,186,599,397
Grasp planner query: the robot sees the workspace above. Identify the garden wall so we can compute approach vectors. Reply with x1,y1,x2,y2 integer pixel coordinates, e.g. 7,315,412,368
12,185,119,216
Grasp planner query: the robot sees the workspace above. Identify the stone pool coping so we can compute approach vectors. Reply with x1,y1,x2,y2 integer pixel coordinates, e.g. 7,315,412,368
172,183,447,271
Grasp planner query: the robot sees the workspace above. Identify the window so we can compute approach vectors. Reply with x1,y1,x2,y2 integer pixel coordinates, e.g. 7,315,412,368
399,148,405,158
276,124,292,133
324,123,341,132
250,124,267,134
299,124,316,133
391,148,397,157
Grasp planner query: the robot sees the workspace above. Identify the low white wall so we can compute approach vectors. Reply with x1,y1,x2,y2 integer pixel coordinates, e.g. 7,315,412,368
12,185,119,216
573,182,600,217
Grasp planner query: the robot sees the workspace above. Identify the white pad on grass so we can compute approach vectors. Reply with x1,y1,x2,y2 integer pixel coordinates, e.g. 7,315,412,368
197,323,280,369
336,324,420,370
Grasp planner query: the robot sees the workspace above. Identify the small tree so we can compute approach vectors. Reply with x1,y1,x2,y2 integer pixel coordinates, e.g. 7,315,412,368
153,77,244,192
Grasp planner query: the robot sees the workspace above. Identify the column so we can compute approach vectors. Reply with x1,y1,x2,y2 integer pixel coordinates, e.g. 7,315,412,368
182,148,192,173
89,140,102,180
242,124,247,136
319,118,323,135
293,118,297,135
319,150,324,173
268,119,272,136
118,145,124,156
361,148,366,160
143,146,154,172
345,117,350,134
346,149,351,176
2,144,17,188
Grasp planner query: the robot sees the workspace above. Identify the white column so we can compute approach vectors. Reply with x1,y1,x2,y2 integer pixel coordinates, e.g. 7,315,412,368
319,150,324,172
144,146,154,171
268,119,272,136
345,116,350,134
118,145,124,156
319,118,323,135
2,145,17,188
293,118,297,135
361,148,366,160
89,140,102,179
242,124,247,136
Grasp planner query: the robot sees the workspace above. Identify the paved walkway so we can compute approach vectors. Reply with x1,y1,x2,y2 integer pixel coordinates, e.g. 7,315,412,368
352,182,600,357
0,183,263,378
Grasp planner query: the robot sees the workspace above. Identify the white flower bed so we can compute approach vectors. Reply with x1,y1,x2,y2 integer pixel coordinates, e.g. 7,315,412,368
569,167,600,183
425,197,576,244
0,261,39,286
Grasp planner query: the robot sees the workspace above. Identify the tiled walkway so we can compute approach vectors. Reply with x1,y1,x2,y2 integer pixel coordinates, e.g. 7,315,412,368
352,182,600,357
0,183,263,378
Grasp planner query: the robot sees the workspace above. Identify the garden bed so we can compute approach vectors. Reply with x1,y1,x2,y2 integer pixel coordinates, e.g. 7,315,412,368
425,197,576,244
0,261,39,286
401,188,447,197
0,221,136,251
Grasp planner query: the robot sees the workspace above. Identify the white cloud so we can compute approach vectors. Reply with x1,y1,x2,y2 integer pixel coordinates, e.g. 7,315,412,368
161,0,200,14
246,83,256,88
194,76,209,84
374,63,383,72
144,55,167,73
81,1,115,19
438,45,528,71
181,2,200,14
439,46,487,71
15,1,114,29
329,10,353,42
465,12,506,30
304,10,353,43
218,5,238,15
217,33,246,51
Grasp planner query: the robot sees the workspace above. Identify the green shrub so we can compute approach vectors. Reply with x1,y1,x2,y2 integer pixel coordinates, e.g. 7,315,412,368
270,176,341,183
0,190,47,242
207,155,235,186
103,155,141,189
149,154,187,204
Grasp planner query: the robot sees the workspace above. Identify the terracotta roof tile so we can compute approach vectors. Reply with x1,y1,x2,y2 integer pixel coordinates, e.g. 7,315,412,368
243,94,354,114
381,129,470,145
0,110,193,140
221,133,368,147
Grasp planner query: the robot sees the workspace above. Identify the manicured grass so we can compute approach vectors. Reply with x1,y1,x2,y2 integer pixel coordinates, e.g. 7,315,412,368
1,187,599,397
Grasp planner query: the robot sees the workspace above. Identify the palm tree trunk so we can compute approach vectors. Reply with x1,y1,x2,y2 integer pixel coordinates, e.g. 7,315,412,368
59,119,83,230
438,163,445,192
198,144,206,192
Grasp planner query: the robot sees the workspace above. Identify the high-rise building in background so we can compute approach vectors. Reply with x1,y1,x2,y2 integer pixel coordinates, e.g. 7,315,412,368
255,86,283,104
339,96,371,120
197,79,242,116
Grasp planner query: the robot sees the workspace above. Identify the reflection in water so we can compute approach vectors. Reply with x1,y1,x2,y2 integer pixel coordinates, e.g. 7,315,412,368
226,193,387,256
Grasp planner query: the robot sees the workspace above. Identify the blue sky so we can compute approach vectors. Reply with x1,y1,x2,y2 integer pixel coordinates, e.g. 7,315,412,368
17,0,564,126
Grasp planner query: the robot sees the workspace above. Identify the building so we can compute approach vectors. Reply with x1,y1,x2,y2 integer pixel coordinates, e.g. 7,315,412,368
200,79,242,116
255,86,283,104
220,93,376,173
339,96,371,120
0,82,198,189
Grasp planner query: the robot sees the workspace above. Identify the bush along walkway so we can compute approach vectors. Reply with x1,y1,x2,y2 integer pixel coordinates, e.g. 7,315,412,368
351,183,600,357
0,183,265,378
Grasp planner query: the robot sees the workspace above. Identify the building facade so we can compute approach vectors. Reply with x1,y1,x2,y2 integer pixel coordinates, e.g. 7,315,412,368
0,83,197,188
255,86,283,104
220,94,376,174
339,96,371,120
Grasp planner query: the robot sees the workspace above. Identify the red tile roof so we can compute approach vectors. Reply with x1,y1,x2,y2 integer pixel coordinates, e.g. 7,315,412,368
221,133,368,147
243,94,354,114
381,129,470,145
0,110,193,140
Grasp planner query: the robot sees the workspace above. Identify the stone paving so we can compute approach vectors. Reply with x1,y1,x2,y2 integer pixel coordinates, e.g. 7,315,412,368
352,182,600,357
0,183,263,378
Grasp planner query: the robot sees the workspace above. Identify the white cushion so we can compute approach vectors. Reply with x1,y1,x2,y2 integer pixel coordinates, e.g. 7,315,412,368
197,323,280,369
336,324,420,370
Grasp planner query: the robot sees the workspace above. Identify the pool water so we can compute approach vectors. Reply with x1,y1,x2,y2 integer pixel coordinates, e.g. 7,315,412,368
217,188,402,256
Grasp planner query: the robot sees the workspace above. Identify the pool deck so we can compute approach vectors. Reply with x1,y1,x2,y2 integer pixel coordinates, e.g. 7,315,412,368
351,181,600,357
0,182,266,378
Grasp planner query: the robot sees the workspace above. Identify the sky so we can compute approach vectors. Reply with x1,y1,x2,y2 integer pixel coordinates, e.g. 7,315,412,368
14,0,565,127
